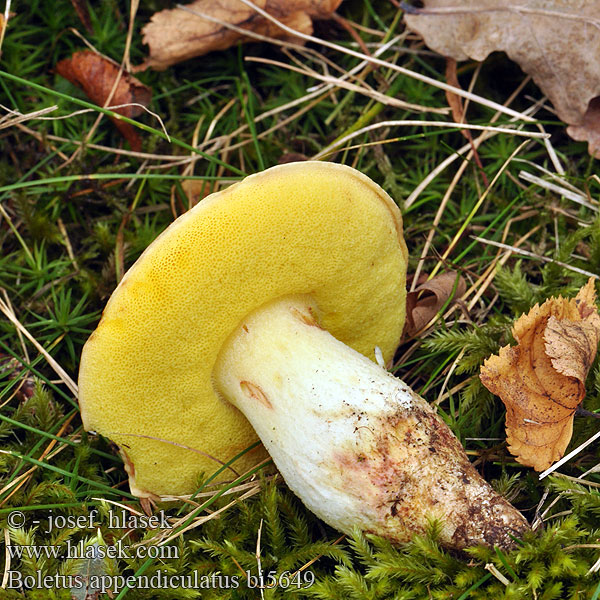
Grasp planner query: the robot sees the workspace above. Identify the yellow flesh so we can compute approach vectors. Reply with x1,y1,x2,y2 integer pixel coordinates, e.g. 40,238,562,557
78,162,408,497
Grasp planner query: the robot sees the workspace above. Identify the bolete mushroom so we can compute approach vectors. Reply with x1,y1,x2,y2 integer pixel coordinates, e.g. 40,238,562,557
79,161,529,550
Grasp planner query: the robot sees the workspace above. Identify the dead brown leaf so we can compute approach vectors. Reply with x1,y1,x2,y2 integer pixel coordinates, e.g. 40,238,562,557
278,152,310,163
70,0,93,34
480,279,600,471
404,1,600,158
444,57,488,187
404,271,466,338
444,59,466,136
56,51,152,151
181,179,214,208
139,0,344,71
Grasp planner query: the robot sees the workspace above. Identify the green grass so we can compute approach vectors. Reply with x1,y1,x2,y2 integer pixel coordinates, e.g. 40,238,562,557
1,1,600,598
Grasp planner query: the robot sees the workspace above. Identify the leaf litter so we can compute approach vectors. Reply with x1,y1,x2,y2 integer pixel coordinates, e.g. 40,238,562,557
139,0,344,71
56,51,152,151
404,271,466,339
404,1,600,158
480,279,600,472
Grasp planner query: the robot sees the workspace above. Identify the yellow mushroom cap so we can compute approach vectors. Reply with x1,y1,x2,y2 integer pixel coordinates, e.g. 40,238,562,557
78,161,408,497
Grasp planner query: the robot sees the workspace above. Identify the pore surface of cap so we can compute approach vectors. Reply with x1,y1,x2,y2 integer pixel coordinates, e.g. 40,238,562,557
78,161,408,496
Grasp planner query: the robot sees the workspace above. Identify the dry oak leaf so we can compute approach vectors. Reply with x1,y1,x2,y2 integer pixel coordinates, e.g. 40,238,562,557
404,271,466,338
480,278,600,471
180,179,215,209
139,0,343,71
404,1,600,158
56,51,152,151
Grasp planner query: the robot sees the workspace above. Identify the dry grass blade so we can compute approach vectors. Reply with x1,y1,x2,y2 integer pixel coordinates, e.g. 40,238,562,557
432,348,466,404
306,33,407,93
256,518,265,599
0,292,78,397
427,140,529,281
589,556,600,574
289,533,346,578
405,76,537,209
230,0,537,123
408,140,475,291
0,0,11,58
539,429,600,480
248,56,445,114
0,439,72,507
183,91,330,159
472,237,600,280
2,528,10,588
485,563,510,586
16,123,179,161
162,478,270,501
312,119,547,160
155,485,262,546
554,474,600,490
0,105,58,130
518,170,598,211
464,221,541,312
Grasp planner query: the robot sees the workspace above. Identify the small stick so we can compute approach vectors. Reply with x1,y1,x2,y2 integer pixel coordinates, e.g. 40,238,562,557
575,407,600,419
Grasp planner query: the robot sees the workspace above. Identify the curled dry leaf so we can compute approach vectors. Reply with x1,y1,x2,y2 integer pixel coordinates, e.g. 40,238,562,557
140,0,344,71
404,271,466,338
480,279,600,471
404,1,600,158
56,51,152,151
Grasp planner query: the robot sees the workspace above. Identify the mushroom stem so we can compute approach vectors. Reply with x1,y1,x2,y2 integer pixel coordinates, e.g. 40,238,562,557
215,295,529,550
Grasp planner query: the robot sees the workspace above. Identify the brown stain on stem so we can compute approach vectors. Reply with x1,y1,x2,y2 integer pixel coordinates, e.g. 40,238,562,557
291,306,323,328
240,380,273,410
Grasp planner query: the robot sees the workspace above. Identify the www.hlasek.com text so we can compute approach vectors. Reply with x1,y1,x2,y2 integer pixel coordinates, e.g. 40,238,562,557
7,539,178,561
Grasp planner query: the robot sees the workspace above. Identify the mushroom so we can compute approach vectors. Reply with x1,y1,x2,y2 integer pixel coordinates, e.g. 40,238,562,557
79,161,529,550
